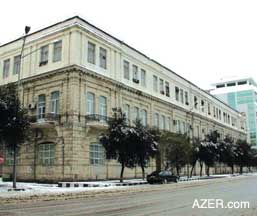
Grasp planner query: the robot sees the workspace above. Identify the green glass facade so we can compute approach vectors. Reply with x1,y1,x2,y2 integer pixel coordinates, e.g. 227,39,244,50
226,90,257,146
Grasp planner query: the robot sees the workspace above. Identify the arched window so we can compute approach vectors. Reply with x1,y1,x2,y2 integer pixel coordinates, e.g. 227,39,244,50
154,113,159,128
160,115,165,130
141,109,147,126
166,117,171,131
86,92,95,115
134,107,139,122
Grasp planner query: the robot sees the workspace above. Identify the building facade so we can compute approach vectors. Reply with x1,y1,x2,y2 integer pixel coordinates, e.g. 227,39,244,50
210,77,257,146
0,16,247,182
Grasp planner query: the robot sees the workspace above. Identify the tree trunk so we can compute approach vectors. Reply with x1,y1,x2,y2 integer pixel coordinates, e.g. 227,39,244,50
141,163,145,180
190,162,196,178
239,166,243,174
176,165,180,176
206,165,210,176
120,163,125,183
200,162,203,177
12,145,17,189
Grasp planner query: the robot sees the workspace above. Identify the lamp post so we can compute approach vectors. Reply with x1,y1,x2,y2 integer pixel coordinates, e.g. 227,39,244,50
18,26,31,97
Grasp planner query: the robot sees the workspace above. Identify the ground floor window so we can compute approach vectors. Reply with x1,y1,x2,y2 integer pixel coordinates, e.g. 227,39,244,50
38,143,55,166
90,143,105,165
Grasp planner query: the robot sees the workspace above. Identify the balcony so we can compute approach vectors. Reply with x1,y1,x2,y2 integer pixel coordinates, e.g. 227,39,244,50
85,114,112,129
29,113,61,128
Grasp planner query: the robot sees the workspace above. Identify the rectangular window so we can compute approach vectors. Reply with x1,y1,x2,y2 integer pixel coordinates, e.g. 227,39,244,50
123,60,130,80
194,96,198,109
175,87,179,101
208,103,211,115
3,59,10,78
50,91,60,114
141,109,147,126
99,96,107,119
53,40,62,62
90,143,105,165
216,84,225,88
185,91,189,105
87,42,96,64
166,117,171,131
227,82,236,87
238,81,247,85
132,65,139,83
165,81,170,97
13,55,21,75
124,104,130,124
201,100,204,112
86,92,95,115
159,79,164,94
99,47,107,69
38,95,46,120
153,75,158,92
40,45,49,66
141,69,146,87
180,89,184,103
38,143,55,166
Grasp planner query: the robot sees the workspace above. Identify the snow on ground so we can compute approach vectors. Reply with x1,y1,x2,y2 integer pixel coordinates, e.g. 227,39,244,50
0,173,256,199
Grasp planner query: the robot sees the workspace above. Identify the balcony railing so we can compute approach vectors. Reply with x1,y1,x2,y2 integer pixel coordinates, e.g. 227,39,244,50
29,113,61,123
85,114,112,124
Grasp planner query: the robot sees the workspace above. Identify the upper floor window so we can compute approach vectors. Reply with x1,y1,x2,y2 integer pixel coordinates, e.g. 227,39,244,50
208,103,211,115
50,91,60,114
99,47,107,69
219,110,221,120
53,40,62,62
141,109,147,126
86,92,95,115
185,91,189,105
38,94,46,120
180,89,184,103
175,87,179,101
3,59,10,78
238,81,247,85
159,79,164,94
194,96,198,109
216,84,225,88
141,69,146,87
38,143,55,166
87,42,96,64
13,55,21,75
201,100,204,112
90,143,105,165
40,45,49,66
123,60,130,80
132,65,139,83
227,82,236,87
99,96,107,117
153,75,158,92
165,81,170,97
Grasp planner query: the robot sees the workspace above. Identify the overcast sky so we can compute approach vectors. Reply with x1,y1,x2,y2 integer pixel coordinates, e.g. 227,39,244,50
1,0,257,89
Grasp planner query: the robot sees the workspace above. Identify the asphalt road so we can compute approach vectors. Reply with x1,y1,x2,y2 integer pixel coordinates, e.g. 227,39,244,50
0,176,257,216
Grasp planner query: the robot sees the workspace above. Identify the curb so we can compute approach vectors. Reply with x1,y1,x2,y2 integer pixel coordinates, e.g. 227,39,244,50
58,181,148,188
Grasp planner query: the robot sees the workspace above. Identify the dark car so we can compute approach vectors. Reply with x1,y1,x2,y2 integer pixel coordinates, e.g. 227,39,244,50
147,170,179,184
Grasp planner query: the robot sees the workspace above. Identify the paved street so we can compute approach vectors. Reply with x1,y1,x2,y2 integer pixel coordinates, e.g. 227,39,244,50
0,176,256,216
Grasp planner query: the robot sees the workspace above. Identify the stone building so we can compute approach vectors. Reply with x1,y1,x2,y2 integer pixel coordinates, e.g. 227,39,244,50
0,16,247,182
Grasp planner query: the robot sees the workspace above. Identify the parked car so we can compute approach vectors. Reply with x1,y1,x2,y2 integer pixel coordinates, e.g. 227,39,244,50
147,170,179,184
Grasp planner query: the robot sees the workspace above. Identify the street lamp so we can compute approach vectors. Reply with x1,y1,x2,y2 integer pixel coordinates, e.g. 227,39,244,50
18,26,31,94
